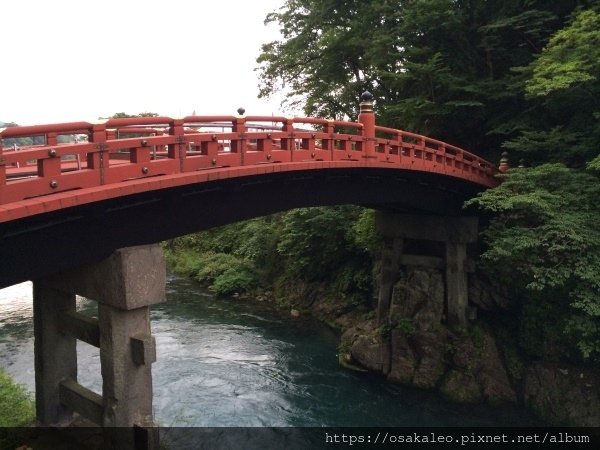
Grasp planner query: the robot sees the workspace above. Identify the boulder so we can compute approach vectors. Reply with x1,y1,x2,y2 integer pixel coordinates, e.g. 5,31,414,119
411,330,448,389
439,369,483,404
523,362,600,426
387,330,416,384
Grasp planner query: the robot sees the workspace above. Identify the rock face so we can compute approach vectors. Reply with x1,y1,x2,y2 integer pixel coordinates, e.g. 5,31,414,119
341,268,518,407
523,363,600,426
339,266,600,426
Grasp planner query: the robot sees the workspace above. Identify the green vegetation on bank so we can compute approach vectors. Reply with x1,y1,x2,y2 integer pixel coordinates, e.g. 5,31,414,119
0,368,35,449
254,0,600,363
0,369,35,427
165,206,377,318
169,1,600,367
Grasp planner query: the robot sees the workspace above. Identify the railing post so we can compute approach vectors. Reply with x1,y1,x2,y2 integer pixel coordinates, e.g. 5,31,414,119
358,91,375,159
232,108,247,162
498,151,509,173
0,135,5,187
168,119,185,173
89,123,108,185
281,117,294,153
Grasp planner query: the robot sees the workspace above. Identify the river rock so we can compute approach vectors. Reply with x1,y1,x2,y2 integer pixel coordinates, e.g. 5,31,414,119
468,275,512,311
411,330,447,389
439,369,483,403
387,330,416,384
350,333,386,373
451,334,477,369
340,321,387,373
390,269,444,328
523,362,600,426
478,332,517,405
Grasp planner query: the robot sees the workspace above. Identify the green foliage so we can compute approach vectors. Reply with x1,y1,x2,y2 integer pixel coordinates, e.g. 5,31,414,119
502,8,600,166
526,10,600,97
376,323,392,338
105,112,159,119
467,164,600,359
351,208,381,256
210,266,259,297
394,318,416,337
193,252,259,297
166,206,378,305
257,0,588,158
0,369,35,427
276,206,363,280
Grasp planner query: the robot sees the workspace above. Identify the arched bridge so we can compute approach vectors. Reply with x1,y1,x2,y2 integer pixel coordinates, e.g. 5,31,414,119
0,94,500,449
0,94,497,288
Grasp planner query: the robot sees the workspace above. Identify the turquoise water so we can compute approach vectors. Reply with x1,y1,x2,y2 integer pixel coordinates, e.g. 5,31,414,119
0,274,540,430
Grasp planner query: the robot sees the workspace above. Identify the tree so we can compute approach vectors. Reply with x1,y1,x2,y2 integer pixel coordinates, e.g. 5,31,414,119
465,6,600,361
256,0,587,159
256,0,600,361
503,8,600,167
466,164,600,359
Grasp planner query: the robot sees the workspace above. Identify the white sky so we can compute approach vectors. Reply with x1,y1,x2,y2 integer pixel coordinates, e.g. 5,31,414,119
1,0,293,125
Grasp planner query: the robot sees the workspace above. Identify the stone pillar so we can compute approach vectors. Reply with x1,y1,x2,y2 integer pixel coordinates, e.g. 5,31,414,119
33,281,77,425
376,237,403,324
37,244,165,450
445,241,468,327
375,212,478,329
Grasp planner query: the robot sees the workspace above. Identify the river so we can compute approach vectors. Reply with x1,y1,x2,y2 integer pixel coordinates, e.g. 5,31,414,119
0,274,541,440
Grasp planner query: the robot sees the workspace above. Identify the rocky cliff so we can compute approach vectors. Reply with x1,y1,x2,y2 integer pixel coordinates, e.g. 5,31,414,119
337,267,600,426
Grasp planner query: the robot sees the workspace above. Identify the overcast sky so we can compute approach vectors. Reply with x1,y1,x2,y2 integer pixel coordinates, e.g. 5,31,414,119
2,0,291,125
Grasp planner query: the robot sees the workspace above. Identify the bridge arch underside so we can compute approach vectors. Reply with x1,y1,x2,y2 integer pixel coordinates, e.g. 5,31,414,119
0,167,483,288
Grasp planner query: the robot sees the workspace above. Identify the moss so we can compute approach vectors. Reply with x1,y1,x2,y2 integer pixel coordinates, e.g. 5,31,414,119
394,318,416,337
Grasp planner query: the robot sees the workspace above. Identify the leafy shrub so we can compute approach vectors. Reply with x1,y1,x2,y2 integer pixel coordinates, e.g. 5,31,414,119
0,369,34,427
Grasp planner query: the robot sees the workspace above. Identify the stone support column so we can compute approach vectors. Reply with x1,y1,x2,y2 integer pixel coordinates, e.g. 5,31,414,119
445,241,468,328
35,243,165,450
375,212,478,329
376,237,403,324
33,281,77,425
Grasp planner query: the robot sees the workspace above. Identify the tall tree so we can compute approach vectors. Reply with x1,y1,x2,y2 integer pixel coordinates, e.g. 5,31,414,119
257,0,587,159
503,8,600,167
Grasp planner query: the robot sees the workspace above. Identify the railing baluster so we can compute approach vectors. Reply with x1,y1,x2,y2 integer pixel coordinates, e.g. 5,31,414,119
89,123,108,185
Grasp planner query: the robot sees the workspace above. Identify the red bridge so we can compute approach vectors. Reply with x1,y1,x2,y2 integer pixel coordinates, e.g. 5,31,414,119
0,93,500,448
0,93,497,288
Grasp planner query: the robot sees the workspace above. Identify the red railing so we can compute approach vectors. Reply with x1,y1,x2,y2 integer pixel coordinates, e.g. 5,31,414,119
0,111,497,222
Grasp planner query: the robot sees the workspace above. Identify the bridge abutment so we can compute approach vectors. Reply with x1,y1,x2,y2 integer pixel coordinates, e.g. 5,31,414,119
375,212,478,329
33,244,165,449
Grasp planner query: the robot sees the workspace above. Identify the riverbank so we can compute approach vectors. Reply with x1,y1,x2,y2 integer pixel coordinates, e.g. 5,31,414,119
0,368,35,448
269,265,600,427
164,230,600,427
0,276,545,431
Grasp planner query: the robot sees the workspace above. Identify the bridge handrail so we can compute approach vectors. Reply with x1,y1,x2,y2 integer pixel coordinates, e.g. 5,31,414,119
374,125,495,172
0,105,498,219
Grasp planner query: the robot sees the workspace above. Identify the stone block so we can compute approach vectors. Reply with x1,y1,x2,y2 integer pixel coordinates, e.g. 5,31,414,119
375,212,478,243
47,244,166,310
131,334,157,366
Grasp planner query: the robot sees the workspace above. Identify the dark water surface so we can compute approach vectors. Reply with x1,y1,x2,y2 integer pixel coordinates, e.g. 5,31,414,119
0,274,541,430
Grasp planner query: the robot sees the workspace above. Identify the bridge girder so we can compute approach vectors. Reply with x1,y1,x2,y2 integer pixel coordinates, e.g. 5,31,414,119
0,167,482,289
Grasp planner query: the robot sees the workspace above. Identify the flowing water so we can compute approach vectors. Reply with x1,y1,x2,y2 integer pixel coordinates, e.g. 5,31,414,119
0,274,541,432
